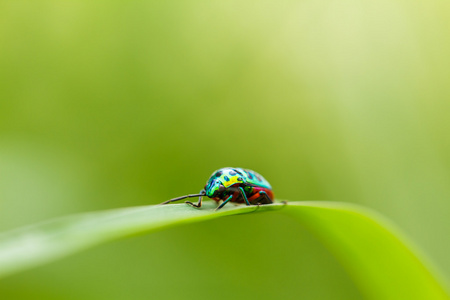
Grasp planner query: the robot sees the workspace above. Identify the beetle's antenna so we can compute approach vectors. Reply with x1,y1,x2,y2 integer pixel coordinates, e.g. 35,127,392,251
161,192,205,205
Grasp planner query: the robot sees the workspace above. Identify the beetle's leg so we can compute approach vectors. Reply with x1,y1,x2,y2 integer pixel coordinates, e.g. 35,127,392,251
257,191,273,204
161,192,205,205
247,191,272,205
185,190,205,208
247,192,262,204
238,187,251,206
215,194,234,211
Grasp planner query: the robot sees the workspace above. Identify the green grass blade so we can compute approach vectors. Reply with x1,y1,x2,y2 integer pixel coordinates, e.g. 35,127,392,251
284,202,449,300
0,201,276,279
0,201,448,300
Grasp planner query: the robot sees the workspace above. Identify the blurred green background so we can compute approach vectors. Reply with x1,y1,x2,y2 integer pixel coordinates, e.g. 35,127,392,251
1,1,449,299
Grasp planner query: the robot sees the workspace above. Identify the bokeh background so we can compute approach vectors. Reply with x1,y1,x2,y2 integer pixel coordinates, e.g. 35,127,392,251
1,1,449,299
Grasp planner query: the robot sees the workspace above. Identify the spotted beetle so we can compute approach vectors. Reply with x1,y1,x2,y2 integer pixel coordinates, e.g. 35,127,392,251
161,167,274,210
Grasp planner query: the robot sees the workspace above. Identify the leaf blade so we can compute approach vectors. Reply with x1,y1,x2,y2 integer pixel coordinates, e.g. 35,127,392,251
0,201,447,300
0,201,277,279
284,202,449,300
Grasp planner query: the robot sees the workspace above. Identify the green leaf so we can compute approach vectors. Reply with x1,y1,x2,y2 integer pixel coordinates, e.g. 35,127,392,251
284,202,449,300
0,201,448,300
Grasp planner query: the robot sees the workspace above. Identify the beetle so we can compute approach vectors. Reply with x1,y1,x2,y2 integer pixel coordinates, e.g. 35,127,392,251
161,167,274,210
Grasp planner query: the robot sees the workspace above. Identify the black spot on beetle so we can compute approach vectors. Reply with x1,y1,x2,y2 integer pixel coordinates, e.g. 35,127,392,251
243,169,253,179
215,171,222,177
224,176,230,181
229,171,237,176
234,169,244,176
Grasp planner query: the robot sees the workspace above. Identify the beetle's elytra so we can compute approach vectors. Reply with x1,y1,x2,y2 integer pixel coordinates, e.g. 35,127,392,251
161,167,274,210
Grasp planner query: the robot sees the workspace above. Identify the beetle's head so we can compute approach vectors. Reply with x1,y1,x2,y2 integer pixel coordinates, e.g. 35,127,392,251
204,170,226,198
204,178,225,198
